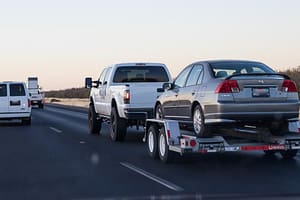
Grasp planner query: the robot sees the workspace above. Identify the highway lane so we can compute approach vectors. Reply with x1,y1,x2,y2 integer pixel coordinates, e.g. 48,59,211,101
1,105,300,200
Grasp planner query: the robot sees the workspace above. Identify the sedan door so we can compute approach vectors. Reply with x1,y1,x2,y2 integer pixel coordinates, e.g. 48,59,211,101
0,84,9,113
176,64,204,120
163,66,192,119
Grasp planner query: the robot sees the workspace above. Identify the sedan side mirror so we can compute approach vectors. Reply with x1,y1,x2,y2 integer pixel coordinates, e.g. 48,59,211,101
162,83,173,90
85,77,92,89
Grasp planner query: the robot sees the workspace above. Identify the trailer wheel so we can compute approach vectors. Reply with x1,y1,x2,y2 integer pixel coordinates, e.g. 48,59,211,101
147,125,159,159
88,104,102,134
110,107,127,142
280,150,298,159
158,128,174,163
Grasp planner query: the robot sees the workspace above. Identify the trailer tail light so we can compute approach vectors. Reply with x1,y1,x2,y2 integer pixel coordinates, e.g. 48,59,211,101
124,90,130,104
190,139,197,147
281,80,298,92
215,80,240,93
28,99,31,108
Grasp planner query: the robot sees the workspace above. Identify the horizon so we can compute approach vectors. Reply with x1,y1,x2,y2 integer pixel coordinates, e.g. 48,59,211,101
1,0,300,90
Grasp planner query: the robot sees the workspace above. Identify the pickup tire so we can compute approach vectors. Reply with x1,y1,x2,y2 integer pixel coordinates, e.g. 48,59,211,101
22,117,31,126
88,104,102,134
39,102,44,109
110,107,127,141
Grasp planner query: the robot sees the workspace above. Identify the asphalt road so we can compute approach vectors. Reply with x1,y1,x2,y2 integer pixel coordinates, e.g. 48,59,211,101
1,105,300,200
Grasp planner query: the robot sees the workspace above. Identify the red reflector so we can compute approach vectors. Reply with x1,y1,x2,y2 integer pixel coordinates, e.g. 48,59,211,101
216,80,240,93
190,140,197,147
241,144,285,151
282,80,298,92
167,130,171,139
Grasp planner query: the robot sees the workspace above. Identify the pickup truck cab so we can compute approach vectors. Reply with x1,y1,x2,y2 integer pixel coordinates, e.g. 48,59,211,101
85,62,172,141
0,82,32,125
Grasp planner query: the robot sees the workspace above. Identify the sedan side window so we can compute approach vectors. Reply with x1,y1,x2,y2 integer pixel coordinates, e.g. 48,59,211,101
174,66,192,88
186,65,203,87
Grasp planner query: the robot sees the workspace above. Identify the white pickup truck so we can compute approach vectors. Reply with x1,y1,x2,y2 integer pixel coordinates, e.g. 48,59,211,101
85,63,172,141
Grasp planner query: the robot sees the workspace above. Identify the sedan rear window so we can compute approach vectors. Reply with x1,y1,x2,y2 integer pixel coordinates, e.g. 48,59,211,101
10,84,26,96
0,84,7,97
113,66,169,83
210,62,275,78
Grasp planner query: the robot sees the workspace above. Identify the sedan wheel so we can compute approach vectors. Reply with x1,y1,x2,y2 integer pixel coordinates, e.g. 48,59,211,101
193,105,207,137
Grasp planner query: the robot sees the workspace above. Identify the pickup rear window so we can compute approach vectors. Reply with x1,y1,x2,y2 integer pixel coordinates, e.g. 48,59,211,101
0,84,7,97
10,84,26,96
113,66,169,83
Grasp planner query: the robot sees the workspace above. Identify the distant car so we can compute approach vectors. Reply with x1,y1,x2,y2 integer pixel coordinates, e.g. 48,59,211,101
0,82,32,125
155,60,300,137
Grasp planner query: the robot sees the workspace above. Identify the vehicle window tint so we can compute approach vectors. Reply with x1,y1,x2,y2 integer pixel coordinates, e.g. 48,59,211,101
174,66,192,88
0,84,7,97
210,62,275,78
186,65,203,87
10,84,25,96
103,68,112,84
113,66,169,83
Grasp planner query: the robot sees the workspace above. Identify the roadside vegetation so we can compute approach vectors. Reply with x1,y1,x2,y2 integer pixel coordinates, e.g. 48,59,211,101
44,66,300,99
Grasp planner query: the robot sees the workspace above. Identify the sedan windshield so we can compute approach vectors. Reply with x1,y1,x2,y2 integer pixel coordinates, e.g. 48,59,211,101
210,62,275,78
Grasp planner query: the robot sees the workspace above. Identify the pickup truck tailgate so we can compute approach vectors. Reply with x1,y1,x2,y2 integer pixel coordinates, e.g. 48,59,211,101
129,83,164,107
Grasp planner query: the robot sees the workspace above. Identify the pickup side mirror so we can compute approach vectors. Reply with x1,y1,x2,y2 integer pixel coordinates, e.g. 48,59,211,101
162,82,173,91
85,77,92,89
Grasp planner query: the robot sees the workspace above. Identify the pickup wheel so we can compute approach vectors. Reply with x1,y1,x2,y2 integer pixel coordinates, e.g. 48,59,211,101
280,150,298,159
22,117,31,126
158,128,174,163
39,103,44,109
147,125,159,159
110,107,127,142
88,104,102,134
193,105,209,137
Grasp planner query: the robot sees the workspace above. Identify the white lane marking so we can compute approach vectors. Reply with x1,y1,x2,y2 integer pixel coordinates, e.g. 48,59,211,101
49,127,62,133
80,141,86,144
120,162,184,192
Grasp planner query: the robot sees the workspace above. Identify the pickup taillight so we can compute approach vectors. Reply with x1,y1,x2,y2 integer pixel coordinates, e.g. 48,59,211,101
124,90,130,104
281,80,298,92
216,80,240,93
28,99,31,108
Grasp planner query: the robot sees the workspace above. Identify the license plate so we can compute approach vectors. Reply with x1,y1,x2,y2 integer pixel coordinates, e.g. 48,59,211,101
252,88,270,97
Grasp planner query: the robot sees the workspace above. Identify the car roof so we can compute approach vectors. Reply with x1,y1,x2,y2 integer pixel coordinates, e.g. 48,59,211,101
192,59,264,65
0,81,25,84
111,62,166,68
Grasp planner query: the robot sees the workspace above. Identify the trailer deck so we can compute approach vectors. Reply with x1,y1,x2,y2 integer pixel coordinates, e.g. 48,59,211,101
144,119,300,163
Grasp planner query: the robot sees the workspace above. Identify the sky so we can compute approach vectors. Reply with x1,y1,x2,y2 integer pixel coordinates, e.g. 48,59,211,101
0,0,300,91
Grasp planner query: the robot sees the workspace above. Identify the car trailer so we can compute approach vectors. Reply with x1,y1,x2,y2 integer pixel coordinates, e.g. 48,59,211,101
144,119,300,163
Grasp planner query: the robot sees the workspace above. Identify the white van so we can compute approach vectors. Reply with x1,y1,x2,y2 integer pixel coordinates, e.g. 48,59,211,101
0,82,32,125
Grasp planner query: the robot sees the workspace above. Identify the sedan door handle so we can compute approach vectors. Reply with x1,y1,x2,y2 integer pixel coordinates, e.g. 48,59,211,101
192,91,196,95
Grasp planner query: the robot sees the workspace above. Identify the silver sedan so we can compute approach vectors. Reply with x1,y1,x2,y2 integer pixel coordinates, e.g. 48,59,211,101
155,60,299,137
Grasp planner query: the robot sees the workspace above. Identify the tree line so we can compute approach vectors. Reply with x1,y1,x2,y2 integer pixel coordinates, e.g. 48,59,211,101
45,66,300,98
